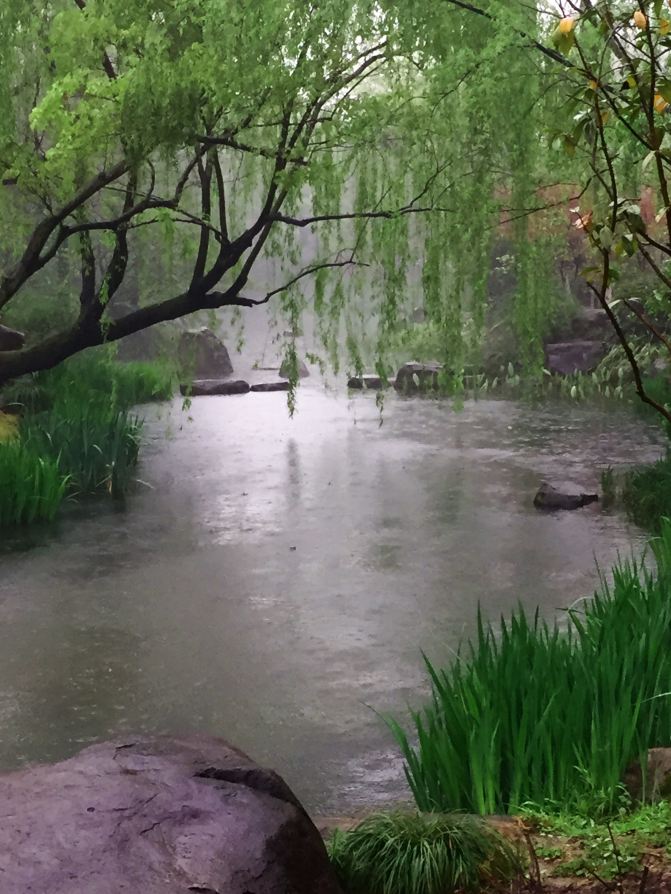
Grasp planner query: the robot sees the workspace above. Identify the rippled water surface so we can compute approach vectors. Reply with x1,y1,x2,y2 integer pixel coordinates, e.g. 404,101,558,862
0,387,664,811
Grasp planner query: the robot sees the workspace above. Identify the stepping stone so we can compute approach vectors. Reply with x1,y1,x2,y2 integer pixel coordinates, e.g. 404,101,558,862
180,379,250,396
347,375,392,390
251,381,291,392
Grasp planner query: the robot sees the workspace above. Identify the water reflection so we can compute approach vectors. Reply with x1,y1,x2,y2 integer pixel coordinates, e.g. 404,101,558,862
0,387,664,812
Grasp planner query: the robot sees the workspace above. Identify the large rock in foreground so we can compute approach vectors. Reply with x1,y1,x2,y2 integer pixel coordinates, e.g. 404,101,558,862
178,328,234,378
545,340,606,375
0,323,25,351
0,734,343,894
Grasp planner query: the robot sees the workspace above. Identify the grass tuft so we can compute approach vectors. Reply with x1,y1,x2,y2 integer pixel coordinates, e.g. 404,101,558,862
327,811,521,894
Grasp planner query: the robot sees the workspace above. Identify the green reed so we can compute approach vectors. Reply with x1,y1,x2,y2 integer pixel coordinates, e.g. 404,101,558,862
388,521,671,816
0,438,68,525
26,398,143,498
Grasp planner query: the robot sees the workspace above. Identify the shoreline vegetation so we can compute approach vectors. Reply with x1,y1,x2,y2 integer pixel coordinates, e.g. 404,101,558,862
1,351,670,538
0,349,175,527
321,803,671,894
326,522,671,894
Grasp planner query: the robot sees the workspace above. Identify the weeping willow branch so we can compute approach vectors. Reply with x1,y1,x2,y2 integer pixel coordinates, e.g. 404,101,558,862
439,0,573,69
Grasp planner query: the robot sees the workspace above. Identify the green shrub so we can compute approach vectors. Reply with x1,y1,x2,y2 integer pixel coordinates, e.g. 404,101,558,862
0,439,68,525
327,811,521,894
388,521,671,816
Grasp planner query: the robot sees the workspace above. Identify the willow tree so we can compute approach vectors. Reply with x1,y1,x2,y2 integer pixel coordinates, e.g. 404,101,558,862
428,0,671,425
0,0,567,386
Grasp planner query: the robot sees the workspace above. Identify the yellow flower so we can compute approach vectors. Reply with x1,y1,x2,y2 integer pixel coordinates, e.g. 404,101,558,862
558,17,576,35
655,93,669,113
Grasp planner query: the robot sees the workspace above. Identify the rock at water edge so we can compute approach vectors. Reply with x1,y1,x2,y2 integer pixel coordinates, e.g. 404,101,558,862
0,734,343,894
178,328,234,378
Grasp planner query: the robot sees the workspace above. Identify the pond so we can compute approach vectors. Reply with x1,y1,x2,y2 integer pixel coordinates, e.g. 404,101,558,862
0,386,664,813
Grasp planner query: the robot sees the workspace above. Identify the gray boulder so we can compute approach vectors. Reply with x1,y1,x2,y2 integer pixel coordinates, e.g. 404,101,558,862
534,482,599,511
0,734,343,894
394,361,443,394
550,307,612,343
279,358,310,379
570,307,612,340
545,340,606,375
251,381,291,392
178,328,234,378
624,747,671,803
0,323,25,351
181,379,250,396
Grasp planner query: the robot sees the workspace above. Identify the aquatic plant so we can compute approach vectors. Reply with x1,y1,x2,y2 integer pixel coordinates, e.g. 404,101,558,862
622,455,671,533
389,521,671,815
600,465,617,508
327,811,521,894
2,350,175,414
26,399,143,498
0,439,67,525
0,350,158,527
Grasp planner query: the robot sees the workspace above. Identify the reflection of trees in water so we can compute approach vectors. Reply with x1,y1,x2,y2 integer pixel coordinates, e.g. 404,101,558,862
0,623,144,767
285,438,302,513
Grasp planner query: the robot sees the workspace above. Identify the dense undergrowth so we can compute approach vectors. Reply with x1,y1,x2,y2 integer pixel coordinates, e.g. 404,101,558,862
527,801,671,882
0,350,175,526
387,522,671,817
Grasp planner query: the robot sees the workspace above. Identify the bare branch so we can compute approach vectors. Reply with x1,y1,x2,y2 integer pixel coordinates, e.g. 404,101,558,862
271,204,452,228
206,255,369,308
0,159,128,311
